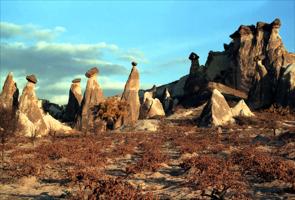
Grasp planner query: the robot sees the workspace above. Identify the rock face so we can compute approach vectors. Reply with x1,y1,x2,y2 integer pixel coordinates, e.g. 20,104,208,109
79,67,104,132
63,78,83,122
121,63,140,126
199,89,235,127
206,19,295,91
275,63,295,108
17,75,48,137
205,18,295,93
140,97,165,119
231,100,255,117
161,88,174,114
0,72,19,110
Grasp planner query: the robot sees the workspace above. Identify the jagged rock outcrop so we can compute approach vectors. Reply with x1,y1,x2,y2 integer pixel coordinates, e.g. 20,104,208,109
199,89,235,127
231,100,254,117
247,56,274,108
140,96,165,119
17,75,48,137
63,78,83,122
142,85,156,103
121,62,140,126
79,67,104,133
206,18,295,93
0,72,19,110
275,63,295,108
161,88,175,114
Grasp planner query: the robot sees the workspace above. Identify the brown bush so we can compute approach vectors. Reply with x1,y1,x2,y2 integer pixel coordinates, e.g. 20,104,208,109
92,97,128,130
231,148,295,183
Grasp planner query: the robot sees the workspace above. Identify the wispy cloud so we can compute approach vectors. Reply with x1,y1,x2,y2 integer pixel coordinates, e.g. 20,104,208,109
0,21,150,104
0,22,66,41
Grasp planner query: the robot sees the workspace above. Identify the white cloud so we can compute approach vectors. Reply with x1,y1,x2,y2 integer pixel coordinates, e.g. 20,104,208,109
0,21,151,105
0,22,66,41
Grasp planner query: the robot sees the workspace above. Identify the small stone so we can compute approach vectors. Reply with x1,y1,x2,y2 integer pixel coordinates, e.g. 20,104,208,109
85,67,99,78
26,74,37,84
189,52,199,60
72,78,81,83
131,61,137,66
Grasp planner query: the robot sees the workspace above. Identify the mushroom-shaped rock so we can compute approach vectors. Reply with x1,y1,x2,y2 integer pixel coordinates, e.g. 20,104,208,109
189,52,199,61
17,75,47,137
140,97,165,119
0,72,19,110
188,52,201,75
231,100,254,117
85,67,99,78
26,74,37,84
199,89,235,127
63,78,83,122
79,67,104,132
121,63,140,126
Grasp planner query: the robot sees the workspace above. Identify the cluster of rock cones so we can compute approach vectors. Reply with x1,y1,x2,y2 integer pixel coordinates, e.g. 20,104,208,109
0,18,294,137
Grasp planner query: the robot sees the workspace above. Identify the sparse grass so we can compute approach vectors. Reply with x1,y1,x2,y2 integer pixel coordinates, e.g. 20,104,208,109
1,109,295,199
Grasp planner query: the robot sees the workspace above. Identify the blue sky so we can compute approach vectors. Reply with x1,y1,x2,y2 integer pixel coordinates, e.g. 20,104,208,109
1,0,295,104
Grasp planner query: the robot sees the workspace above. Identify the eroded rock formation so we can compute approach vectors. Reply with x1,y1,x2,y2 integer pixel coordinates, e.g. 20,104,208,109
140,95,165,119
63,78,83,122
17,75,48,137
0,72,19,110
206,18,295,93
199,89,235,127
121,62,140,126
79,67,104,133
231,100,254,117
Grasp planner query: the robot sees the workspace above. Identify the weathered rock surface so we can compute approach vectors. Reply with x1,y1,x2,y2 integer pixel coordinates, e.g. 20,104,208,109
0,72,19,110
121,63,140,126
199,89,235,127
161,88,174,114
79,67,104,132
63,78,83,122
140,97,165,119
133,119,160,132
231,100,255,117
43,113,72,134
206,18,295,93
17,76,48,137
275,63,295,108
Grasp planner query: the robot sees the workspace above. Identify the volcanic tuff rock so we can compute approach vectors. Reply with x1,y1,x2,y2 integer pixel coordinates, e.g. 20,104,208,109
231,100,255,117
161,88,174,114
17,75,48,137
275,63,295,108
0,72,19,110
140,96,165,119
206,18,295,92
121,63,140,126
199,89,235,127
63,78,83,122
79,67,104,132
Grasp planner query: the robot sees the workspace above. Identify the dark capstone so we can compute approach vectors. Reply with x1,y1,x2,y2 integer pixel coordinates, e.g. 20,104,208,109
85,67,99,78
271,18,281,28
131,61,138,66
189,52,199,60
72,78,81,83
26,74,37,84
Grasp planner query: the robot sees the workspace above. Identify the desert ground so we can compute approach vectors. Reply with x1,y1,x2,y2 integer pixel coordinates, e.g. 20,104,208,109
1,105,295,200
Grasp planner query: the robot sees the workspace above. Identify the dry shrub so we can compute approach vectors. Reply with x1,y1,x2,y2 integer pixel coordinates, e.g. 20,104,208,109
181,154,249,199
126,134,168,174
92,97,128,130
71,172,156,200
231,148,295,183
